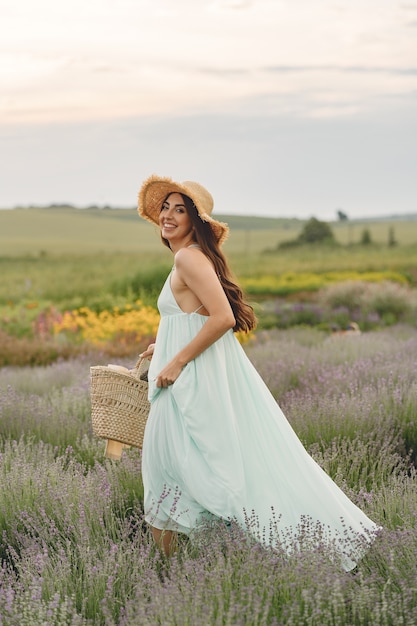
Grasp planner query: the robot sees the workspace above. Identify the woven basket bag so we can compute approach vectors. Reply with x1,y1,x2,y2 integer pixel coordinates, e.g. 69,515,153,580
90,357,150,449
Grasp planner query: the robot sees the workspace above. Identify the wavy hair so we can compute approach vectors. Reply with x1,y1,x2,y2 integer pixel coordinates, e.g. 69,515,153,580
160,194,256,332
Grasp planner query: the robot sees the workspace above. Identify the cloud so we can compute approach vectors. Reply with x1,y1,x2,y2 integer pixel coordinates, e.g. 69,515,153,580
91,65,127,74
2,0,417,127
198,67,251,76
265,65,417,76
400,2,417,10
208,0,253,9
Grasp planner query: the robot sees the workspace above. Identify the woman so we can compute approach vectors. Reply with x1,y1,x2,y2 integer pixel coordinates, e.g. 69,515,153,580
138,175,379,570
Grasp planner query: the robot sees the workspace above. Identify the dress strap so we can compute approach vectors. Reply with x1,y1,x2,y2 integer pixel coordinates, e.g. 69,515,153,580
193,304,205,314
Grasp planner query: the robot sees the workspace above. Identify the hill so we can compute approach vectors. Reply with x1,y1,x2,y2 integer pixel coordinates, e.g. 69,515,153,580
1,206,417,257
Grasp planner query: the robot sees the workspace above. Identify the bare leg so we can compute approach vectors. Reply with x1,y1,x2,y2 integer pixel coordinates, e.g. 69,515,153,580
151,526,178,556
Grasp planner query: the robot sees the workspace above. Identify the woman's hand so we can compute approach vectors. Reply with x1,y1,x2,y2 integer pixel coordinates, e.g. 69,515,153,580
155,360,184,388
139,343,155,360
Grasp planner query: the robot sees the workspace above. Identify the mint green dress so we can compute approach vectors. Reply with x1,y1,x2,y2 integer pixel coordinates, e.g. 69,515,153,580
142,271,379,570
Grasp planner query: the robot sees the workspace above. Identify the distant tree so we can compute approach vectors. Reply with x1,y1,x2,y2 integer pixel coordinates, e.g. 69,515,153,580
297,217,336,244
388,226,397,247
360,228,372,245
337,210,349,222
277,217,337,250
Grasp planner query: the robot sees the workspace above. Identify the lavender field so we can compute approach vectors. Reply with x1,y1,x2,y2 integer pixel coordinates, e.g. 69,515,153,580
1,326,417,625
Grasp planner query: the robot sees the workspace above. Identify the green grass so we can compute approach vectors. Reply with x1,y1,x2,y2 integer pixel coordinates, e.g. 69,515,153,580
3,244,417,310
1,210,417,301
2,207,417,256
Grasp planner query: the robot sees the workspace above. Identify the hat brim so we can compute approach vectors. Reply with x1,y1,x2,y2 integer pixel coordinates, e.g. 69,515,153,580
138,175,229,245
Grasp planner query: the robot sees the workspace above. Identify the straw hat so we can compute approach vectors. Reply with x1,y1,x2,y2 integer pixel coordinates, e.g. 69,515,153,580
138,174,229,245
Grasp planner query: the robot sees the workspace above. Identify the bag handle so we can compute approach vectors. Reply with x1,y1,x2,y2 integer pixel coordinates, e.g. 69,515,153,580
131,356,149,381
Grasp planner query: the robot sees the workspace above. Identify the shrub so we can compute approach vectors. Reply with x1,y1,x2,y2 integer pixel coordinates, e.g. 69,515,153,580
258,301,325,330
297,217,336,244
0,330,85,367
361,228,372,245
320,280,417,327
278,217,336,248
256,279,417,332
53,301,160,348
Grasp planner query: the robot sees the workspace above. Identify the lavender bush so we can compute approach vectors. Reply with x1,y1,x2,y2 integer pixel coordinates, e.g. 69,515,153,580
1,326,417,624
260,280,417,331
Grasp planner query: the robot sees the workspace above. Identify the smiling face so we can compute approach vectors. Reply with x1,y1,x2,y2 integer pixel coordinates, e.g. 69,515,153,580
159,192,194,250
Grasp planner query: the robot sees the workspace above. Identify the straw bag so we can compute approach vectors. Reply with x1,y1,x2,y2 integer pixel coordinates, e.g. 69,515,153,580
90,357,150,449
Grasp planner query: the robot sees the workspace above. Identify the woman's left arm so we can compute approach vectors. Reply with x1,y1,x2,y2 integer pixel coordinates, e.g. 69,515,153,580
155,249,235,388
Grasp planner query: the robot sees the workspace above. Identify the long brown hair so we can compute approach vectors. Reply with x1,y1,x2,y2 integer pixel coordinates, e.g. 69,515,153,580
160,193,257,332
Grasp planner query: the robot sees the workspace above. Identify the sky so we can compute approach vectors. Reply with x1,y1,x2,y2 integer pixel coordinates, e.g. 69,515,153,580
1,0,417,219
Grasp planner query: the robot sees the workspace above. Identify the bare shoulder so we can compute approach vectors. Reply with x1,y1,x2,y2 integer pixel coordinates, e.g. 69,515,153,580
174,247,216,286
174,246,210,270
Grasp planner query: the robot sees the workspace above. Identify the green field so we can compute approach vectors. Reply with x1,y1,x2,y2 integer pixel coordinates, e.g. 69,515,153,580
2,206,417,257
1,208,417,315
